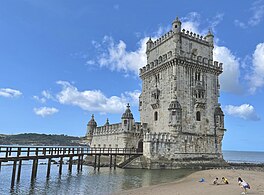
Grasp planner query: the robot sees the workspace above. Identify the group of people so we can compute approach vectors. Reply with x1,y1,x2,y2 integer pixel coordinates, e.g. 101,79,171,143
212,176,250,194
213,176,229,185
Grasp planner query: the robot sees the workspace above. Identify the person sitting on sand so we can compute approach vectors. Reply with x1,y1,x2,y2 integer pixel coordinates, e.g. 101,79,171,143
222,177,229,184
213,177,219,185
238,177,250,194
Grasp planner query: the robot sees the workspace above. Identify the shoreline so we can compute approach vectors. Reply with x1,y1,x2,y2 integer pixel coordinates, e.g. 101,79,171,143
113,168,264,195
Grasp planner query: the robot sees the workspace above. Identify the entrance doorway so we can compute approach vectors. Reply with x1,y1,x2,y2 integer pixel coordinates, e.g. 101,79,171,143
137,139,143,152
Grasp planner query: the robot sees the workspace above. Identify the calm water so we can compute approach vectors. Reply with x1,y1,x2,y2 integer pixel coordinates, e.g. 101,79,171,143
0,164,195,195
0,150,263,195
223,150,264,164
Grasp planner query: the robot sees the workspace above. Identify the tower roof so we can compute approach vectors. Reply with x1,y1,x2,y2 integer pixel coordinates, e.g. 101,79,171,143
172,16,181,24
121,103,134,119
215,106,224,116
87,114,97,127
104,118,109,126
168,95,181,110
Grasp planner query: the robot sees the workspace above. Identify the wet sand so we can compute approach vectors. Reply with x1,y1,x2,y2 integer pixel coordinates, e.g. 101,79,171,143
114,169,264,195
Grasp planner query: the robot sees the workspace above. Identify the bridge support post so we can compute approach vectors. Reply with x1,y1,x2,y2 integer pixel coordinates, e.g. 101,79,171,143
11,160,17,188
109,155,112,169
97,155,101,171
17,160,22,183
47,158,52,178
59,157,63,175
94,155,97,170
80,155,84,171
114,155,117,170
77,155,81,172
31,159,38,181
68,156,73,172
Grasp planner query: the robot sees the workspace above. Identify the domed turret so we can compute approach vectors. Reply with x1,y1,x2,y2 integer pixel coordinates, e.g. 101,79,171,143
172,16,181,33
86,114,97,145
168,95,182,131
87,114,97,128
214,106,224,116
205,29,214,45
214,105,224,129
168,99,182,110
146,37,153,53
121,103,134,131
104,118,110,126
122,103,134,119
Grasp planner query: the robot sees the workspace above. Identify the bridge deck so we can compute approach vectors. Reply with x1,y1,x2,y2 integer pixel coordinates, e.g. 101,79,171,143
0,146,143,162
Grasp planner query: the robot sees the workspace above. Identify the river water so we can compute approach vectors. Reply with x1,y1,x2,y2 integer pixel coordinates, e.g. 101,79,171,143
0,150,263,195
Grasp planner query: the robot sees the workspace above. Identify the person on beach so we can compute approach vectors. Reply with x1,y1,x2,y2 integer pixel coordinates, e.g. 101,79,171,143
213,177,219,185
222,177,229,184
238,177,250,194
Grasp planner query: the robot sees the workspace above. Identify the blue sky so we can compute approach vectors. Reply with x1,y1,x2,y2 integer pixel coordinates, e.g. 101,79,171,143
1,0,264,151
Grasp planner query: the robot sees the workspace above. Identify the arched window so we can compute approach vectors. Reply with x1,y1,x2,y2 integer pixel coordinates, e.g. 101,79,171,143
196,111,201,121
154,111,158,121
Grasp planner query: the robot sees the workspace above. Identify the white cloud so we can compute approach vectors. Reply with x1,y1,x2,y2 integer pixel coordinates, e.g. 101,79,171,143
33,107,59,117
248,0,264,26
214,46,242,94
235,0,264,28
33,95,46,103
181,12,202,34
247,42,264,93
33,90,54,103
234,19,247,29
224,104,260,121
89,36,147,75
56,81,140,113
0,88,22,98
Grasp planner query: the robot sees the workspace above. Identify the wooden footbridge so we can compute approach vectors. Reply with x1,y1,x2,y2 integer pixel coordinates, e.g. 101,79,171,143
0,145,143,188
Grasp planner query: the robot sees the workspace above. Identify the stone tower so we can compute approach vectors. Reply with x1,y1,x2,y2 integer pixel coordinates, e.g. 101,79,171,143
139,17,226,168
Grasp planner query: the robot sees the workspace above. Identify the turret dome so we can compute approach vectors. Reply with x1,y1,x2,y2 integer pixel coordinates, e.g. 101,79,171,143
121,103,134,119
87,114,97,127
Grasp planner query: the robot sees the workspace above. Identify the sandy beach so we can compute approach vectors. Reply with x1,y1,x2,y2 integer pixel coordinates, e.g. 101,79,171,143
114,169,264,195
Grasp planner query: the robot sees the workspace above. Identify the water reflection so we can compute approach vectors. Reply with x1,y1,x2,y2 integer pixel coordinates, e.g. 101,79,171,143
1,164,195,195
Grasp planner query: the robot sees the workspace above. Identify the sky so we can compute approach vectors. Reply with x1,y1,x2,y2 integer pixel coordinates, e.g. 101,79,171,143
0,0,264,151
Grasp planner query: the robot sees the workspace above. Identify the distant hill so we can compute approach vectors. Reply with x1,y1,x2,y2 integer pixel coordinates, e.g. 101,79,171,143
0,133,85,146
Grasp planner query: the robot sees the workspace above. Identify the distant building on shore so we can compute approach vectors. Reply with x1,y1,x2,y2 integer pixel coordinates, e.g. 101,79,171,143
86,17,226,169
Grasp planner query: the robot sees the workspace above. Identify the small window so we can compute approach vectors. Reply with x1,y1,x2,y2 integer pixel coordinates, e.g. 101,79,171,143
124,120,127,125
140,101,142,106
154,112,158,121
172,111,176,116
175,25,177,28
196,111,201,121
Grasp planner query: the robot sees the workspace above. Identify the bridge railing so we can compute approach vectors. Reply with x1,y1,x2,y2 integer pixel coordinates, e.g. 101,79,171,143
0,146,142,161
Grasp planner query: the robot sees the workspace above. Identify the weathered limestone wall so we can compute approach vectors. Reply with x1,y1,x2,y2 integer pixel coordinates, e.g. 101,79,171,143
91,122,143,148
143,132,224,160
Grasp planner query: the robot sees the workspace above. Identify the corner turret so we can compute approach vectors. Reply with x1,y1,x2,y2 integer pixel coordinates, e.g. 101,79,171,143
172,16,181,33
205,29,214,46
121,103,134,131
86,114,97,144
146,37,153,56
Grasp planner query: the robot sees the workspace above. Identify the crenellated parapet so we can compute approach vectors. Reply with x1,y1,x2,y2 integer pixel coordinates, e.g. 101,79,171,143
146,31,174,52
140,56,223,78
181,29,210,45
93,122,142,136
